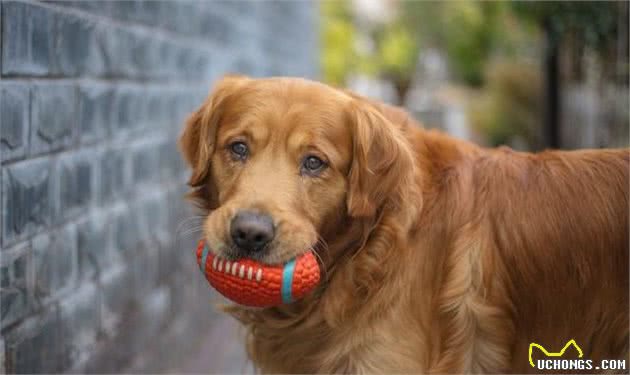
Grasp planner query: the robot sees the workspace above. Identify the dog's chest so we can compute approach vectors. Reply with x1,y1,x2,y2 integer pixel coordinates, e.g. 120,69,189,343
251,313,428,373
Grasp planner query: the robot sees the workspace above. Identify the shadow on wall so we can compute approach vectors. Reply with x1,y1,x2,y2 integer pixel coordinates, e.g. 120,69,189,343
0,1,318,373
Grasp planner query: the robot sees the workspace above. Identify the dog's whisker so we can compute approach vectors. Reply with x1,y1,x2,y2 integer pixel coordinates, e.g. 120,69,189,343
174,224,205,244
315,234,331,261
175,217,205,235
176,222,204,234
176,215,205,226
310,247,329,282
179,227,204,237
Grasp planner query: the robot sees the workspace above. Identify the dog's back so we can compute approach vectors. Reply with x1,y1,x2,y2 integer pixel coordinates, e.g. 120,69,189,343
476,148,629,372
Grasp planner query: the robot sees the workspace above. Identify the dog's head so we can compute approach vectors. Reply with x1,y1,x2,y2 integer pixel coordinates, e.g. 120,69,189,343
179,76,416,265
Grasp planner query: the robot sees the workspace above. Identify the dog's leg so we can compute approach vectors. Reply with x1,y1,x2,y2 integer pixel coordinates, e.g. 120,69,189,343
429,222,514,373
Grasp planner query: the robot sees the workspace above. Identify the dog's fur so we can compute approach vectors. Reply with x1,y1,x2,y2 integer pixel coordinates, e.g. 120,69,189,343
179,76,629,373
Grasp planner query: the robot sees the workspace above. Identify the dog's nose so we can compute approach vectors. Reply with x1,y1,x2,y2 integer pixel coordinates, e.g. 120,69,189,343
230,211,275,255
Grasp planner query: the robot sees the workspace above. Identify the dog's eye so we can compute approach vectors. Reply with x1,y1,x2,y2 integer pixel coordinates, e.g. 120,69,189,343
301,155,327,175
229,142,248,160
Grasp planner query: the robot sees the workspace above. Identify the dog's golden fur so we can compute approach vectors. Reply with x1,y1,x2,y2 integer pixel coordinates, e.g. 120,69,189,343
180,76,629,373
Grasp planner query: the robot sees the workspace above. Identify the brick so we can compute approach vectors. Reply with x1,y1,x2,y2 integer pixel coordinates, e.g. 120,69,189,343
1,153,3,247
50,1,113,17
177,47,211,81
78,83,113,144
99,26,165,79
107,1,143,24
163,92,184,126
131,287,169,349
161,192,198,283
153,40,177,80
198,7,237,43
2,158,54,246
133,88,155,131
122,287,172,373
112,207,142,255
159,232,198,285
130,246,159,302
132,197,168,292
1,242,31,329
111,86,143,132
140,197,168,242
214,0,250,17
128,1,165,26
100,266,134,337
169,91,202,127
31,225,78,303
3,307,68,373
98,148,128,205
0,168,4,254
0,338,5,374
30,83,77,156
131,142,161,186
0,82,29,163
129,34,160,80
144,90,167,129
59,283,100,371
233,55,259,77
156,2,189,35
159,140,184,183
55,12,106,76
77,213,112,280
166,186,191,233
99,26,135,78
1,2,55,75
55,151,95,222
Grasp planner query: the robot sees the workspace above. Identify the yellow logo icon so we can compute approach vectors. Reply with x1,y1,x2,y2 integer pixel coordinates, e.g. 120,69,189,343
529,339,584,367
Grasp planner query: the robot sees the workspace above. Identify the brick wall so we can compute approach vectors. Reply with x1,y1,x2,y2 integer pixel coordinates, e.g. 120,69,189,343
0,1,318,372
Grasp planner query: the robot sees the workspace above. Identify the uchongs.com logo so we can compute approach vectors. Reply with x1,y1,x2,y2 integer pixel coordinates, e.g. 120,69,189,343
528,339,627,371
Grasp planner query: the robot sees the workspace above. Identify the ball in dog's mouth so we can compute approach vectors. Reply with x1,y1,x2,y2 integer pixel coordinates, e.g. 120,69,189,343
196,240,321,307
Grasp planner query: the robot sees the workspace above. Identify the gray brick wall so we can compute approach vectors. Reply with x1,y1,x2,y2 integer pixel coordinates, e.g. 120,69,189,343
0,1,318,372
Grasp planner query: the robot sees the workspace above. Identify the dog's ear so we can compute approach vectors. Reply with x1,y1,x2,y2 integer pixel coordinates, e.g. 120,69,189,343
179,75,249,187
346,100,418,218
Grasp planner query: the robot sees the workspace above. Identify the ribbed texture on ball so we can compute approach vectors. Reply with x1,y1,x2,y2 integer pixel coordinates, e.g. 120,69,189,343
196,240,320,307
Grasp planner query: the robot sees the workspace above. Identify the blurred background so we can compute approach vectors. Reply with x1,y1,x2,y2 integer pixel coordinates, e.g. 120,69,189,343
324,0,629,150
0,1,627,374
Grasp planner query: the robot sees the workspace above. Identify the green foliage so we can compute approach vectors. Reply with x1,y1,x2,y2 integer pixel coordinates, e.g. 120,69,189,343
320,1,420,92
443,2,483,86
377,22,419,82
321,1,621,87
469,61,543,148
399,1,517,87
321,1,356,85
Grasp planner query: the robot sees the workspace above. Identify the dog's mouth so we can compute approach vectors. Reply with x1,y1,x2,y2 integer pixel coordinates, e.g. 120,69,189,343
196,240,321,307
210,240,287,265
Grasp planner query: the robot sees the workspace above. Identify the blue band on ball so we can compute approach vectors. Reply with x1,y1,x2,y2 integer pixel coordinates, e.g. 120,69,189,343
281,259,296,304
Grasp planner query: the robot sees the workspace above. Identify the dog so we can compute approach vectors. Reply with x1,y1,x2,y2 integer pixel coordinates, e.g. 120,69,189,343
179,75,628,373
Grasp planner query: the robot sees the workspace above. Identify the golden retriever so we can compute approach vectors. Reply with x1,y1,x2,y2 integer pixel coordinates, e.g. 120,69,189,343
179,75,629,373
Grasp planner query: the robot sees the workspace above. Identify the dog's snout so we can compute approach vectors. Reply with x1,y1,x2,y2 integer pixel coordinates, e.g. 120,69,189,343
230,211,275,255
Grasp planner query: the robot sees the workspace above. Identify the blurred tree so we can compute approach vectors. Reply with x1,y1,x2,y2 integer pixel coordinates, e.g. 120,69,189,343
399,0,506,87
376,21,419,103
321,1,420,103
470,61,543,148
512,1,620,57
511,1,625,148
442,1,503,86
321,1,356,85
